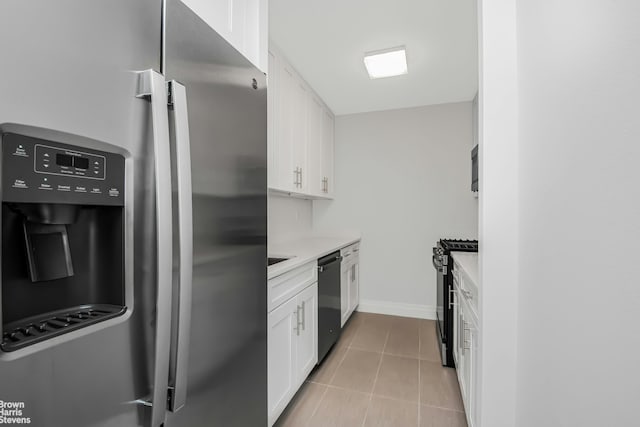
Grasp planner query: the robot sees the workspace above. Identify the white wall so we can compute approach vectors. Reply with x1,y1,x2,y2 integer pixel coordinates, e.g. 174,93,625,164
268,195,313,247
480,1,640,426
313,103,478,318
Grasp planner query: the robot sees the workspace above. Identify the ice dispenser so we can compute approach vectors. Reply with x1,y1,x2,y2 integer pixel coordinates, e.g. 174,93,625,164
1,133,126,352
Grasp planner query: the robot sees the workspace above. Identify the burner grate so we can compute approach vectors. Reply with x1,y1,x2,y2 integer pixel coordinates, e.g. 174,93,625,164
440,239,478,252
1,304,125,352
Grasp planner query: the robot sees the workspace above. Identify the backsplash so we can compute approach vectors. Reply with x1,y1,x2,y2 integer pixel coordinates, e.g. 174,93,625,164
268,195,313,247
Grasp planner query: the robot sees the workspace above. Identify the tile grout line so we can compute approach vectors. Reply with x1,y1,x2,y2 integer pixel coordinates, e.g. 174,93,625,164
327,344,351,385
304,384,330,427
361,328,390,427
307,381,454,409
304,316,360,426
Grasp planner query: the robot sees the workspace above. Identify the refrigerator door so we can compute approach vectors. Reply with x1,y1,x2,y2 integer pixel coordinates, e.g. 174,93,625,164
0,2,168,426
163,0,268,425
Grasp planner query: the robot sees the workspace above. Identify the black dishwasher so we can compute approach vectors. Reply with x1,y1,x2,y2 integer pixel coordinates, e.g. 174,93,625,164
317,251,342,363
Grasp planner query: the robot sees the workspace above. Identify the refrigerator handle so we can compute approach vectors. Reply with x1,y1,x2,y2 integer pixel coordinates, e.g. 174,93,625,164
166,80,194,413
136,69,173,427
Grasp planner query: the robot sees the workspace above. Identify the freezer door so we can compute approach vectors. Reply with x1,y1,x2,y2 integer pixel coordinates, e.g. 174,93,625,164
164,0,268,426
0,2,168,427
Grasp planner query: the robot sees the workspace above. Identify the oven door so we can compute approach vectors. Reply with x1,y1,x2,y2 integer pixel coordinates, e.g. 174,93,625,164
433,251,445,339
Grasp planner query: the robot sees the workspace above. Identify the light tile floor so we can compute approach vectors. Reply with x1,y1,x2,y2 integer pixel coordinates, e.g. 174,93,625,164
275,312,468,427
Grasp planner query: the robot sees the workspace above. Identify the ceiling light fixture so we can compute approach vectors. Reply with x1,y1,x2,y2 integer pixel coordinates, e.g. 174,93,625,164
363,46,408,79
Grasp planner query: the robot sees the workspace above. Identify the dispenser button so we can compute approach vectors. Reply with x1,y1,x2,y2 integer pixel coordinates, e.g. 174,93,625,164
90,188,102,194
13,145,28,158
12,179,28,189
108,188,120,197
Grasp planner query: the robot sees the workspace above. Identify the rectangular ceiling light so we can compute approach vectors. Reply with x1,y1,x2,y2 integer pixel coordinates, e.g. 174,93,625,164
364,47,408,79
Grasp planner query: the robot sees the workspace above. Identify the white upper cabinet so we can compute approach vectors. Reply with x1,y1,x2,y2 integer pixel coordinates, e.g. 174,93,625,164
320,109,335,198
307,96,324,196
267,49,278,189
268,43,335,199
181,0,268,72
290,69,309,193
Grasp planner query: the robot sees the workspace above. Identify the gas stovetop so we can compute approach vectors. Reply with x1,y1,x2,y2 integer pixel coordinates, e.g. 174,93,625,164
439,239,478,252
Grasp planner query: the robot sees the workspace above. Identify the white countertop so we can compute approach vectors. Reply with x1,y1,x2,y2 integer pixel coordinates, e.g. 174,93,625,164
451,252,479,286
268,235,361,279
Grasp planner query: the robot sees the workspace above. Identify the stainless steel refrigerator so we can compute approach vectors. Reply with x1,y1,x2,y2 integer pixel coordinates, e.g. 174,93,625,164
0,1,267,426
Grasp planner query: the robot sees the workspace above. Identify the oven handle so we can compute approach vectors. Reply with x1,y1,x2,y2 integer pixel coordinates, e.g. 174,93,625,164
432,255,442,271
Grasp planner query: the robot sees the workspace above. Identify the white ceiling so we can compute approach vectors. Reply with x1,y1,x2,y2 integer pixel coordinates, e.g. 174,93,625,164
269,0,478,116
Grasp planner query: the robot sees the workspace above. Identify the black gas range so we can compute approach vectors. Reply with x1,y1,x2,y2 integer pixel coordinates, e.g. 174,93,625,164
433,239,478,367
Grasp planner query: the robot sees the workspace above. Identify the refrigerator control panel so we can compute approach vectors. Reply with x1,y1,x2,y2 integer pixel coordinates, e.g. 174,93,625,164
2,133,125,206
34,144,106,180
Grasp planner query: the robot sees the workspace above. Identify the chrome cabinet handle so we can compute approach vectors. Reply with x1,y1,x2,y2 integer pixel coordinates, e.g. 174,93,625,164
463,322,472,350
299,167,303,187
166,80,193,413
449,288,456,309
301,301,306,331
459,315,465,354
294,307,301,336
293,167,300,186
136,69,173,427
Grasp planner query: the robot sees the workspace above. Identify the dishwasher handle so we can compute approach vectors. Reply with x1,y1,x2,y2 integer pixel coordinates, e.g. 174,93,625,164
318,255,342,272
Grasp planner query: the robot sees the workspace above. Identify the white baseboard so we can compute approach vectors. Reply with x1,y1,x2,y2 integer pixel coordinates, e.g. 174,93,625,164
356,300,436,320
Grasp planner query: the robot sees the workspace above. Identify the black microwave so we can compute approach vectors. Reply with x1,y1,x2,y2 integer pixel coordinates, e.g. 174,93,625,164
471,145,478,192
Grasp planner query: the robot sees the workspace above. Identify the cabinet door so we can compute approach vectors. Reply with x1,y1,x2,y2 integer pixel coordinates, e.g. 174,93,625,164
296,283,318,385
340,263,349,327
467,320,478,427
321,109,335,198
267,49,279,189
457,297,467,398
348,260,359,315
276,63,298,192
181,0,266,72
307,96,324,196
452,280,460,366
268,296,298,426
291,75,309,192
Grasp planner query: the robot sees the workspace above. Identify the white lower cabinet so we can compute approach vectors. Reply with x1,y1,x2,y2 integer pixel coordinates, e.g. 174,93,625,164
452,259,479,427
340,243,360,326
296,284,318,382
340,261,349,326
348,260,359,316
267,296,298,425
268,281,318,426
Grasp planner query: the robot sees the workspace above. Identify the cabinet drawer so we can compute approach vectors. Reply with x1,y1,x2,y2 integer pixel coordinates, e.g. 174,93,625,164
340,242,360,262
268,261,317,312
460,274,478,317
454,260,478,316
